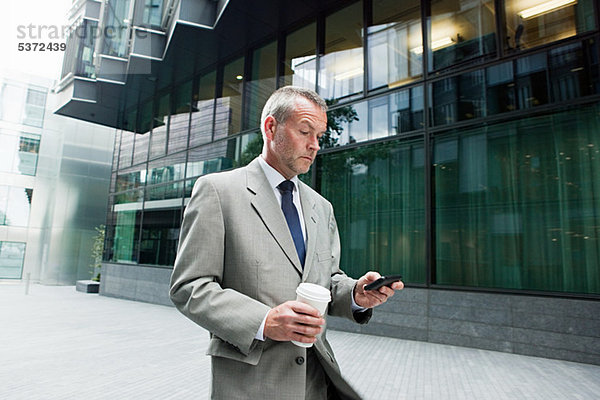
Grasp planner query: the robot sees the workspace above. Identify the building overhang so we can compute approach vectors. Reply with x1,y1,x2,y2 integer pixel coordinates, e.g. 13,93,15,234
54,0,342,131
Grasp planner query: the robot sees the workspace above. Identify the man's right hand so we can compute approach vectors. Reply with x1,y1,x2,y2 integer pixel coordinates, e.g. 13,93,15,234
264,301,325,344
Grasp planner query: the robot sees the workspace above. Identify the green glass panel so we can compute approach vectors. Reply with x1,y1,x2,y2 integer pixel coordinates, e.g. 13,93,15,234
139,208,181,266
235,132,263,168
318,139,426,283
435,103,600,294
147,153,186,185
112,210,141,263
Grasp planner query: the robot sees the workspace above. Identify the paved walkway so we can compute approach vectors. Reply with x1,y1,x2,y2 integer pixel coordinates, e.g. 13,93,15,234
1,283,599,400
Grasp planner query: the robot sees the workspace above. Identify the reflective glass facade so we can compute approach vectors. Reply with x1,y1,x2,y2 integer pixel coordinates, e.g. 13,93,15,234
0,242,26,279
0,71,115,283
105,0,600,297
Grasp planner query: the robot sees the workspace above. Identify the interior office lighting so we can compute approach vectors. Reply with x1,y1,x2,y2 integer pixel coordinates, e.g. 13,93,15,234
411,36,455,55
236,75,243,80
334,67,363,81
517,0,577,20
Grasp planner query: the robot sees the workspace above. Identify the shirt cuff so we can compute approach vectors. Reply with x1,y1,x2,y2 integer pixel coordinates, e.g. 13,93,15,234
255,311,269,341
351,290,368,312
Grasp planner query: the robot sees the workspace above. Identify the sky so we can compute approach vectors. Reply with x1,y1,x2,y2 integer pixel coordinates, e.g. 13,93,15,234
1,0,73,81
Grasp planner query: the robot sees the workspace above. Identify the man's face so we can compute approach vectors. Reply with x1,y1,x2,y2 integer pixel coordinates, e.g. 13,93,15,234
263,97,327,179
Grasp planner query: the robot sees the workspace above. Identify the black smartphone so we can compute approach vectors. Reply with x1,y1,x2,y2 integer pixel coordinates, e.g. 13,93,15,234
364,274,403,291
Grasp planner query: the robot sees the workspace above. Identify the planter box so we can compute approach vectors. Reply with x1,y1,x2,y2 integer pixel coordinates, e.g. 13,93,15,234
76,280,100,293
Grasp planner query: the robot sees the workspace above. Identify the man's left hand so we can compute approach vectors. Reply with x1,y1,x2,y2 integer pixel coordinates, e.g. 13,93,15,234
354,271,404,309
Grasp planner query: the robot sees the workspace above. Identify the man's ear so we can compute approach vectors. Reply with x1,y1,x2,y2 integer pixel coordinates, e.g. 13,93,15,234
263,115,277,141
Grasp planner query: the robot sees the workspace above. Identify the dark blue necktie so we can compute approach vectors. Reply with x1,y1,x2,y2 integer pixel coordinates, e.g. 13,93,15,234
277,180,306,268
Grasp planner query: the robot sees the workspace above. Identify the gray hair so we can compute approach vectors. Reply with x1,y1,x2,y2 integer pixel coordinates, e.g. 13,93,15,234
260,86,328,134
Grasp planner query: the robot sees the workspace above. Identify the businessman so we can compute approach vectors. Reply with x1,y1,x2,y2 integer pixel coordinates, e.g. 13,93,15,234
170,86,403,399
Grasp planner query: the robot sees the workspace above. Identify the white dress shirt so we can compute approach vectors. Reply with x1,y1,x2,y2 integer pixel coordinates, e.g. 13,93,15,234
254,156,365,341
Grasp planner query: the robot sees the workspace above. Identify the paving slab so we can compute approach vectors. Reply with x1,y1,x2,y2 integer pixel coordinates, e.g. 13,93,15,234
1,283,599,400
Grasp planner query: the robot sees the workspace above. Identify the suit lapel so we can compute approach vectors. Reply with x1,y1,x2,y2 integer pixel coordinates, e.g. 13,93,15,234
246,159,303,276
298,181,317,282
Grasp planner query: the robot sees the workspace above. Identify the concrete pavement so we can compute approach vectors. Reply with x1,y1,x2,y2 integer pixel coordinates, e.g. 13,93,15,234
1,283,599,399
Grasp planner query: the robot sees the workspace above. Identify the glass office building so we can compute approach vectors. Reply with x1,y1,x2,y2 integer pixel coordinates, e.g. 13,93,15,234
0,69,114,284
56,0,600,364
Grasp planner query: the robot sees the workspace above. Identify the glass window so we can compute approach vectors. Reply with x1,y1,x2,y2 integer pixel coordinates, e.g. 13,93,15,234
0,83,25,124
318,138,425,283
283,23,317,90
143,0,163,27
235,132,263,168
486,62,517,115
0,134,18,173
548,42,598,102
0,186,6,225
169,80,191,154
319,2,364,101
429,0,496,71
147,153,186,185
138,100,153,134
431,70,486,126
246,41,278,129
323,87,424,148
119,130,134,168
132,133,149,165
434,103,600,294
505,0,596,52
111,210,141,263
368,0,422,90
186,140,235,180
17,133,41,175
219,58,245,136
191,71,216,146
112,130,121,171
139,208,181,266
102,0,132,57
0,131,40,176
145,182,183,202
76,19,98,78
0,186,33,227
23,88,46,128
432,40,599,124
116,164,147,192
0,242,26,279
150,93,169,159
324,101,367,148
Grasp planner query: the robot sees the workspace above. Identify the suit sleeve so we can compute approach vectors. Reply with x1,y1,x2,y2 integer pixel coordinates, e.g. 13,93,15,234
169,177,270,356
326,203,372,324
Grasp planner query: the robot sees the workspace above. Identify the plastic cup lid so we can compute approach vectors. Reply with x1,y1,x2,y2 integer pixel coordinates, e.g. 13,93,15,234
296,283,331,302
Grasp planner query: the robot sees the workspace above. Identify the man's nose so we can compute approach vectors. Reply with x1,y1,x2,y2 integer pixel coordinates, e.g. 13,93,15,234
309,134,320,151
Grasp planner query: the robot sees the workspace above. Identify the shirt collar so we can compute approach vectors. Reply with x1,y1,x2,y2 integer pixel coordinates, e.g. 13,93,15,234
258,156,299,192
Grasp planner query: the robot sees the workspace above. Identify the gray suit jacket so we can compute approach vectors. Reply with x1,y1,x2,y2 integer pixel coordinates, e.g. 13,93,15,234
170,158,372,399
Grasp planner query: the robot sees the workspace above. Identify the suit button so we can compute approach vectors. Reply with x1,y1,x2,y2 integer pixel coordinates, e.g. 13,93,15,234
295,356,305,365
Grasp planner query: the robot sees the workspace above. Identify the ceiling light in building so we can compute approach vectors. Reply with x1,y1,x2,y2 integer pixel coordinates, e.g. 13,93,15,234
517,0,577,20
411,37,455,55
334,68,363,81
236,75,243,80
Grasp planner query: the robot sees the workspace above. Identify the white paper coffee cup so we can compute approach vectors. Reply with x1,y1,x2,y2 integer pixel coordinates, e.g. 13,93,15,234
292,283,331,348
